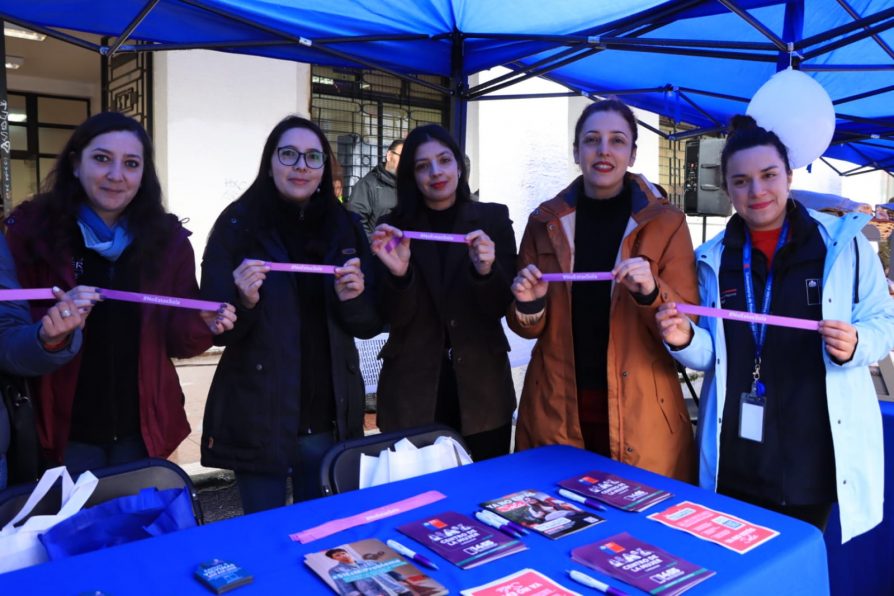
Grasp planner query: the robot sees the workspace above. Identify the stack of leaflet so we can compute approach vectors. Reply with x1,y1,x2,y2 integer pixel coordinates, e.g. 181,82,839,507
558,471,671,512
304,538,447,595
480,489,604,539
398,511,526,569
572,532,714,595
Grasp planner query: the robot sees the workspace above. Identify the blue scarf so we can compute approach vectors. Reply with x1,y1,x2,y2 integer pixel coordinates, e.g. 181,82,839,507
77,204,133,261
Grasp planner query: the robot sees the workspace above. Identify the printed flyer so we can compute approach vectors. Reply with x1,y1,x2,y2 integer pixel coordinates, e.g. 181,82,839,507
572,532,714,596
461,568,582,596
397,511,527,569
304,538,447,595
647,500,779,554
557,471,672,512
480,489,604,539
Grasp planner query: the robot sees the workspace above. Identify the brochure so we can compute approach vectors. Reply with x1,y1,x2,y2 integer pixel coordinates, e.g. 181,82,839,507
194,559,252,594
480,488,604,539
397,511,527,569
572,532,714,595
557,471,672,512
647,500,779,554
461,568,582,596
304,538,448,596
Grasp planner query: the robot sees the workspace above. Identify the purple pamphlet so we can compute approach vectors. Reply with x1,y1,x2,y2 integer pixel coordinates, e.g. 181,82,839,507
572,532,714,595
397,511,526,569
558,471,672,512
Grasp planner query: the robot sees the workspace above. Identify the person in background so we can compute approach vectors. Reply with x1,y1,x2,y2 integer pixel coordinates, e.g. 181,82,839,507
508,98,698,482
5,111,235,478
371,124,516,461
332,157,346,203
201,115,381,513
656,115,894,541
0,238,82,490
349,139,403,238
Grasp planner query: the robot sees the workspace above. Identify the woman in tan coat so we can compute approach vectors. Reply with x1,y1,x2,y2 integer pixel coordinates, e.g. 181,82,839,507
508,99,698,481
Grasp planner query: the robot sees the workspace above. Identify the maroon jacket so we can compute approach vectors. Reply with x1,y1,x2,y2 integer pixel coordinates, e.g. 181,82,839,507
5,202,213,462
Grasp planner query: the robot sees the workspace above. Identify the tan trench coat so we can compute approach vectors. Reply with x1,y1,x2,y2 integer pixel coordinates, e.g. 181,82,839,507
507,174,698,482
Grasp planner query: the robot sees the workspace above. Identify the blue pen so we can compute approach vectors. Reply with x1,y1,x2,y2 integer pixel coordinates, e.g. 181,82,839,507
386,539,439,570
567,569,629,596
558,488,607,512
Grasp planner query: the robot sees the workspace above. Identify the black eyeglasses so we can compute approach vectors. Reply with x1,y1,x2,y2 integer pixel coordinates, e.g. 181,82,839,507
276,146,327,169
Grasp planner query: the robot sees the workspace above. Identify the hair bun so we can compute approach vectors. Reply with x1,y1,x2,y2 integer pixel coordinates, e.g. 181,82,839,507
729,114,759,133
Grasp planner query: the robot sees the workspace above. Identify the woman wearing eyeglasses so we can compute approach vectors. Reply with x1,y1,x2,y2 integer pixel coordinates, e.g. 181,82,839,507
200,115,381,512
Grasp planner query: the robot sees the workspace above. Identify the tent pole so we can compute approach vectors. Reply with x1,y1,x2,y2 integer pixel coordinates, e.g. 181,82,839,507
801,18,894,60
448,33,467,150
833,84,894,105
835,0,894,60
777,0,804,71
105,0,160,57
716,0,787,50
796,6,894,49
0,20,10,214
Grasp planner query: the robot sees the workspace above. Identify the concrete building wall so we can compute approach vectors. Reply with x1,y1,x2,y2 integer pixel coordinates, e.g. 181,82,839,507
153,50,311,262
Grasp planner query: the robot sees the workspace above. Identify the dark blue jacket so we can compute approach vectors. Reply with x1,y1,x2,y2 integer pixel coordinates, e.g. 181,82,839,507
199,194,381,475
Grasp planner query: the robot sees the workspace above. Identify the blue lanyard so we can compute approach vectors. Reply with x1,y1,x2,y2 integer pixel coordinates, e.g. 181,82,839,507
742,219,789,373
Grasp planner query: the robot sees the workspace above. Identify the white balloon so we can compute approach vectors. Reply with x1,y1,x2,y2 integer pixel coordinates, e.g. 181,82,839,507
746,68,835,169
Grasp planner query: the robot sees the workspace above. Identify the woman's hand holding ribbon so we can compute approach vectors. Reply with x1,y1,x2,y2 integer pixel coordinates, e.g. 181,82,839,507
656,302,693,349
334,257,365,302
39,286,83,348
818,319,858,363
65,285,102,320
233,259,270,309
466,229,495,276
511,264,548,303
613,256,656,297
371,224,410,278
200,303,237,335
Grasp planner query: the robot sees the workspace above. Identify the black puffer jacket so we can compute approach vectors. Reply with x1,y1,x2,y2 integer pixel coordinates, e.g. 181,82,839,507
347,164,398,238
200,193,382,474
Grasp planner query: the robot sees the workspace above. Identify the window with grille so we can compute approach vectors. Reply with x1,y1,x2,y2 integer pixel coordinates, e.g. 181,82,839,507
311,66,449,198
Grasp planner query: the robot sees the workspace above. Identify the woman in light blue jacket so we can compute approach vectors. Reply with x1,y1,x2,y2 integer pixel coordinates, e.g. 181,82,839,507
657,115,894,543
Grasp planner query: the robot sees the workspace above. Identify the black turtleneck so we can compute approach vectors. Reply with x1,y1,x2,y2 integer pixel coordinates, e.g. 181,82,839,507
572,182,632,390
273,194,335,435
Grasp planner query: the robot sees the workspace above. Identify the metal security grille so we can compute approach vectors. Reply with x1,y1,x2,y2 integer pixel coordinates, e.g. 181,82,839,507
658,116,697,210
311,66,448,197
102,45,153,133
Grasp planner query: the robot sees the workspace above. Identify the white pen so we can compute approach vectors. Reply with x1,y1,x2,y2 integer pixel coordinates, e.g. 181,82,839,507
386,538,439,570
567,569,629,596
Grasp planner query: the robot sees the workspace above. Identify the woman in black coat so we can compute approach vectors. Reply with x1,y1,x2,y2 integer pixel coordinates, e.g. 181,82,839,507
371,124,517,460
201,116,381,513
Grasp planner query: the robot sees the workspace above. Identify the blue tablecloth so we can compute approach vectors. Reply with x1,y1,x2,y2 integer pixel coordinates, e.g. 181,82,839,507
825,400,894,596
0,445,828,595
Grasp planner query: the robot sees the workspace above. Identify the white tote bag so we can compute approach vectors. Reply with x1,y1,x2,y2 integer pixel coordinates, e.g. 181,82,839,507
0,466,98,573
359,436,473,489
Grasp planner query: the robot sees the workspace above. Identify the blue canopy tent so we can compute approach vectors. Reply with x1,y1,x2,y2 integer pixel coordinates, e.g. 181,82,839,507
0,0,891,177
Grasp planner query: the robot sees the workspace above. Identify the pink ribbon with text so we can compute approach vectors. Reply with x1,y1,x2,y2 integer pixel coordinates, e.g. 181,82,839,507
676,303,820,331
385,230,468,252
289,490,447,544
540,272,614,282
265,262,337,275
0,287,225,312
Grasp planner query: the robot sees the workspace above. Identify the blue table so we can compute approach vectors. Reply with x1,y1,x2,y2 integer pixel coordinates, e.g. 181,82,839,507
825,400,894,596
0,445,828,595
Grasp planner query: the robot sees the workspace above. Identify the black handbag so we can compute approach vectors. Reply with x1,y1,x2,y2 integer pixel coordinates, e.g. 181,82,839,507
1,375,41,485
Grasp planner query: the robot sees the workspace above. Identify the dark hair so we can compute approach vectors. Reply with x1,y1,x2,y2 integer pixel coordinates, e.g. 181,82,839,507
387,139,404,152
391,124,471,226
573,98,639,149
720,115,792,188
325,548,348,559
25,111,170,277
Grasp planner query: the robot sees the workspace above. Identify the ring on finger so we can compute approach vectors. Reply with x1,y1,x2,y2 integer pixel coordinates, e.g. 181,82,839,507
61,309,72,318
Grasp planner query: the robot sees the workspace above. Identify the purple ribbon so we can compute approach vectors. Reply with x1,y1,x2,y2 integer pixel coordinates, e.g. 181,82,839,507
265,262,337,275
540,272,614,282
676,303,820,331
0,288,56,301
289,490,447,544
99,289,225,312
385,230,468,253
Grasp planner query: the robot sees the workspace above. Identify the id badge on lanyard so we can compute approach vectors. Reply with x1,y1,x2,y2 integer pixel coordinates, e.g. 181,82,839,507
738,220,788,444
